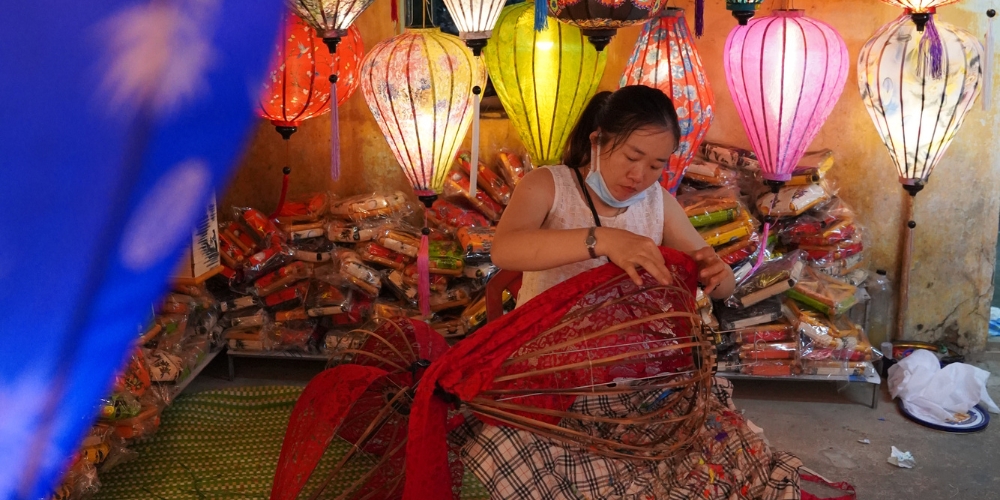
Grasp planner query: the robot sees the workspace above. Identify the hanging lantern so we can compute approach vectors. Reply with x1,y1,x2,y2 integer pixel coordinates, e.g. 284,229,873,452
361,28,483,315
857,13,982,348
726,0,765,25
724,9,848,185
548,0,666,51
288,0,376,180
441,0,507,55
483,2,607,166
858,13,982,193
257,16,363,140
878,0,959,30
621,8,714,194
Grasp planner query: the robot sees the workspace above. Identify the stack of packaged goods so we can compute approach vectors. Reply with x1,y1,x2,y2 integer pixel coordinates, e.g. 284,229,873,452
48,283,224,499
685,142,880,378
213,150,528,360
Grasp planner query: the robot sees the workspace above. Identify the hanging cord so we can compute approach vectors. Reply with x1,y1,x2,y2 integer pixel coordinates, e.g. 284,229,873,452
330,72,341,181
469,85,482,198
535,0,548,31
986,9,995,110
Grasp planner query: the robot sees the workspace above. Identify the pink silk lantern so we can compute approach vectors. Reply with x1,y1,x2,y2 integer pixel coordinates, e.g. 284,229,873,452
724,10,848,183
621,7,714,194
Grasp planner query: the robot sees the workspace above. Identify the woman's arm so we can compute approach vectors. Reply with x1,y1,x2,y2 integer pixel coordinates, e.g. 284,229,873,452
491,168,673,286
660,187,736,299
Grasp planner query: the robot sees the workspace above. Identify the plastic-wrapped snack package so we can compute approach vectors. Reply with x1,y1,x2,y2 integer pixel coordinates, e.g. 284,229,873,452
331,294,374,326
678,187,741,228
273,320,317,352
786,150,834,186
144,349,185,382
243,237,294,283
403,264,449,292
717,234,759,266
263,280,309,309
335,249,382,296
324,330,365,363
426,199,491,234
716,347,742,373
812,253,865,278
727,249,806,308
786,265,858,316
58,460,101,500
496,150,530,188
252,261,313,297
289,225,326,242
225,324,275,351
428,240,465,276
224,307,268,329
443,171,503,221
274,192,329,226
112,404,162,440
462,289,514,333
430,285,472,312
700,142,760,171
682,157,741,188
235,206,285,243
715,295,783,330
734,321,795,344
113,349,152,399
800,359,870,376
219,294,257,314
291,237,336,263
151,314,189,353
800,235,864,264
221,220,259,255
78,427,112,467
457,226,495,263
306,280,353,317
756,183,830,218
326,218,389,243
160,293,196,315
699,211,757,248
372,299,420,319
99,392,142,421
740,360,799,377
739,341,797,361
377,228,421,258
463,261,499,282
384,269,419,305
790,302,880,362
358,241,412,270
456,151,512,205
329,191,412,222
276,307,309,322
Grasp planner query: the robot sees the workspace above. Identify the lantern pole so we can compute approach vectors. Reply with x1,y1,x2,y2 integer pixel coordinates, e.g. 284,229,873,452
896,184,922,341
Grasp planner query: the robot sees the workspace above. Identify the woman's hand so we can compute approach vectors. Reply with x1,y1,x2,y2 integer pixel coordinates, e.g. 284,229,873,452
691,247,729,296
595,227,673,287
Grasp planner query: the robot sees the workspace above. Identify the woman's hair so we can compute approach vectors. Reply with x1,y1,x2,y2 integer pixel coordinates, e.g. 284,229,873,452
562,85,682,169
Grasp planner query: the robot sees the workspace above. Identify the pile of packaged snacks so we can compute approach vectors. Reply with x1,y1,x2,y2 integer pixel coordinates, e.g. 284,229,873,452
209,149,528,359
688,143,880,378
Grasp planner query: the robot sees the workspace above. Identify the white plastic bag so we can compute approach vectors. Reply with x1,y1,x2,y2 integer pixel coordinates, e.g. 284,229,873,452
888,349,1000,425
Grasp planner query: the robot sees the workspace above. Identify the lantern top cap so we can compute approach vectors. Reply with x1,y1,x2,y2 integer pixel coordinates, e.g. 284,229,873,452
904,7,937,14
771,9,805,17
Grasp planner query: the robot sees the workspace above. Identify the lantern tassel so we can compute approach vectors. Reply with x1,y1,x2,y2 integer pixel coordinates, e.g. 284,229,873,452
418,227,431,317
470,87,481,198
695,0,705,37
534,0,548,31
331,75,341,181
391,0,399,29
270,166,291,219
923,14,944,79
985,9,995,111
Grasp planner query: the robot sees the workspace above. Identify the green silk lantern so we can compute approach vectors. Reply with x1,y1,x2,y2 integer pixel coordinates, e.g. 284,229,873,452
482,2,607,166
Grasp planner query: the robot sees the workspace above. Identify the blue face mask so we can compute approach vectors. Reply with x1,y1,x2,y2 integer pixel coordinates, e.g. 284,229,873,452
585,142,647,209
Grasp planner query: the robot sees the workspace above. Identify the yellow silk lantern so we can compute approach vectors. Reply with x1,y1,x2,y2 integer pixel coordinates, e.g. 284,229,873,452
360,29,484,197
483,2,607,166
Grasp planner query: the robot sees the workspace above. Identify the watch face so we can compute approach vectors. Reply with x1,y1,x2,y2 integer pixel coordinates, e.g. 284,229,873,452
586,235,597,246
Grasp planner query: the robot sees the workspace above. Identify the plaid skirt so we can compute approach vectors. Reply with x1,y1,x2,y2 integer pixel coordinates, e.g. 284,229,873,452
450,378,802,500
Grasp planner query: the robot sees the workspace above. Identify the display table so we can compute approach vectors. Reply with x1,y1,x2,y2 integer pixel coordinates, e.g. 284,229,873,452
226,349,329,380
718,362,881,408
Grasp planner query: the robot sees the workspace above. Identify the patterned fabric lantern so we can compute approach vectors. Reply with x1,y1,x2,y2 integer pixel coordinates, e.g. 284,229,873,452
361,28,483,315
622,8,714,194
724,9,848,184
858,13,982,193
879,0,960,30
857,13,982,346
257,16,363,140
548,0,666,51
726,0,765,25
483,2,607,166
288,0,376,180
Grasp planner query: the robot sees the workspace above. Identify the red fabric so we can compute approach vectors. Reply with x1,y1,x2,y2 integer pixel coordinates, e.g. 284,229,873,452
801,472,856,500
402,247,698,500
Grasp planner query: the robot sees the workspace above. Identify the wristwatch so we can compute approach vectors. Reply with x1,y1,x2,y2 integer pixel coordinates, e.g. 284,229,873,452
585,227,598,259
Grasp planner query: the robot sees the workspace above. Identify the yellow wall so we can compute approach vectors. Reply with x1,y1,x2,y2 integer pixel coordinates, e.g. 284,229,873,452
224,0,1000,351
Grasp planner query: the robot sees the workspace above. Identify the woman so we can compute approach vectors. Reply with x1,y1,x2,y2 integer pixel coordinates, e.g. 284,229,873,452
491,85,735,307
458,86,801,499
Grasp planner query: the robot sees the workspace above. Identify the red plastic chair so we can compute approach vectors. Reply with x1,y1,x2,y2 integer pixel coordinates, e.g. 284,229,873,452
485,269,522,322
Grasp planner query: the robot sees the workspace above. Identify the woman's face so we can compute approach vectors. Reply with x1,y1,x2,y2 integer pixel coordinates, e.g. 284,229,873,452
590,126,676,201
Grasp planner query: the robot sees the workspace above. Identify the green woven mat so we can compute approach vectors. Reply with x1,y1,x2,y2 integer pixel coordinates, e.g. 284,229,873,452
95,386,489,500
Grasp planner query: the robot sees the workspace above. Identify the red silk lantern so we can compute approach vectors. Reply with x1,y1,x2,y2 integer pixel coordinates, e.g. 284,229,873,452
621,8,714,194
258,15,363,140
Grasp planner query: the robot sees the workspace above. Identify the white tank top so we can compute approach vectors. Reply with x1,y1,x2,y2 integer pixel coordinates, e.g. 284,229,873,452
515,165,664,308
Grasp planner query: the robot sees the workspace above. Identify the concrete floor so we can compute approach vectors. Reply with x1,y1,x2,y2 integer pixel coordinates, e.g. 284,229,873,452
183,353,1000,499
